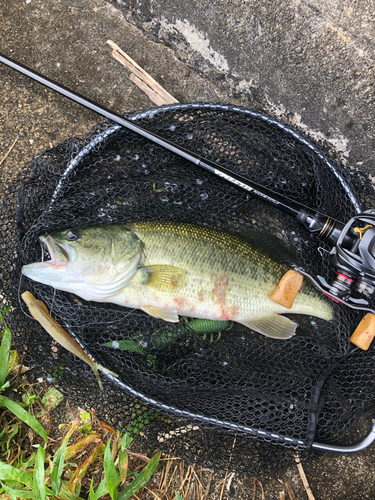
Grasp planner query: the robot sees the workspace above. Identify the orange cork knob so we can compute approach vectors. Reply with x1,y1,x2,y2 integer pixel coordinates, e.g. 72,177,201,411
350,313,375,351
271,270,304,309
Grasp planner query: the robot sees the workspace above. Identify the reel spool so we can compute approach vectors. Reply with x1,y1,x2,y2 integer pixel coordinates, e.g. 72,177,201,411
318,210,375,303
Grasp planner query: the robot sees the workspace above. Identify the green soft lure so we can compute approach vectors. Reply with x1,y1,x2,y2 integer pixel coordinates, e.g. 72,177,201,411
182,317,232,344
183,318,232,334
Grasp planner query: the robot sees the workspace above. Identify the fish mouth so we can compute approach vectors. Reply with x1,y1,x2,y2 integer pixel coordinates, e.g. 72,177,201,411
21,234,79,284
40,236,53,263
39,235,70,267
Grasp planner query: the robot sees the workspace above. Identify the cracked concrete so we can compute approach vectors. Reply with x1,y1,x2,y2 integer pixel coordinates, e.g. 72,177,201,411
112,0,375,175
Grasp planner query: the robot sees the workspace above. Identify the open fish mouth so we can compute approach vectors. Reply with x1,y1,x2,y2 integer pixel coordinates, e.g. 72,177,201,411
40,238,51,262
22,233,79,285
38,235,70,267
39,235,57,265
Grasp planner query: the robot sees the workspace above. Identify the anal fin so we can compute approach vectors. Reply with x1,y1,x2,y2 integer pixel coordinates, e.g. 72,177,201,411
238,313,297,339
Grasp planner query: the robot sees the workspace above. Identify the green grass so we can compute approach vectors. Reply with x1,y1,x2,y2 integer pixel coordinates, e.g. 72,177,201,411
0,307,167,500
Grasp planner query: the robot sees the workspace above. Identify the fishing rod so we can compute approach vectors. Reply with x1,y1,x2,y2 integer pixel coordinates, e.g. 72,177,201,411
2,52,375,314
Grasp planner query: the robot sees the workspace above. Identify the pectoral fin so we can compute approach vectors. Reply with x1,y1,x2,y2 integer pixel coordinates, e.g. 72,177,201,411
238,313,297,339
142,305,179,322
140,265,185,291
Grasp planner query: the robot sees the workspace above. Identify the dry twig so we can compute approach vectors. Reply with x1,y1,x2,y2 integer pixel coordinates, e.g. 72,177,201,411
219,471,229,500
0,137,19,166
159,455,173,491
144,485,163,500
182,465,194,499
127,450,150,462
295,455,315,500
166,464,178,492
107,40,179,106
283,480,297,500
252,478,265,500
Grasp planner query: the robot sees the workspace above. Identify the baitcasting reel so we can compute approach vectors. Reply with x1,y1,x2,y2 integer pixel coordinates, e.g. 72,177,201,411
293,209,375,351
318,210,375,304
297,209,375,311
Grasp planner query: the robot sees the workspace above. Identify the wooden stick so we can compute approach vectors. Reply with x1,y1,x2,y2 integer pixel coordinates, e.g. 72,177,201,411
0,136,19,166
295,455,316,500
130,74,171,106
107,40,179,106
283,481,297,500
252,478,265,500
219,471,229,500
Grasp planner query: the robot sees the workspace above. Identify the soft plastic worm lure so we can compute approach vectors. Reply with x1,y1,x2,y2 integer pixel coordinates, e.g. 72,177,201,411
22,291,118,389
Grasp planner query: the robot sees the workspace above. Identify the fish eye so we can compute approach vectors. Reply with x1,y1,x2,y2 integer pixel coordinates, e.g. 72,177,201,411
66,230,80,241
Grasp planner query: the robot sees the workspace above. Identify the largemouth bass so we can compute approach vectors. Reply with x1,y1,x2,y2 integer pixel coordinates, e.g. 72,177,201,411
22,221,333,339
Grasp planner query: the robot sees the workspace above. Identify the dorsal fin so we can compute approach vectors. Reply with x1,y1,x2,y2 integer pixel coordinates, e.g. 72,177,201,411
237,232,297,264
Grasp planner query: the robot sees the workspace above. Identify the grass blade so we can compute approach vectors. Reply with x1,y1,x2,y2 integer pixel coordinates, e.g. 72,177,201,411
33,445,46,500
0,395,47,442
117,451,161,500
0,481,34,498
67,441,105,496
175,492,184,500
104,438,119,499
118,433,133,450
118,448,128,485
93,477,110,499
89,478,98,500
6,350,19,376
51,420,79,495
57,482,86,500
0,461,33,487
0,326,11,388
64,432,101,460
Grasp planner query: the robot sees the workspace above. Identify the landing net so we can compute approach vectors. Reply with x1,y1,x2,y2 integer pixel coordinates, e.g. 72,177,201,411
2,103,375,472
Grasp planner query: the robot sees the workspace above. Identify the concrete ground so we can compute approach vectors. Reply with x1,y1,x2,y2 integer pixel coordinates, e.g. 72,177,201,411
1,0,375,498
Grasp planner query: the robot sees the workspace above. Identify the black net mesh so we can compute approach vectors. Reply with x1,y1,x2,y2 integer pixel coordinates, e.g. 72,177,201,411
2,103,375,473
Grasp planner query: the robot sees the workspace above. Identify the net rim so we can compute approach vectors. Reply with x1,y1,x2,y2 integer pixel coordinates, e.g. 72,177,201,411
50,102,363,214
